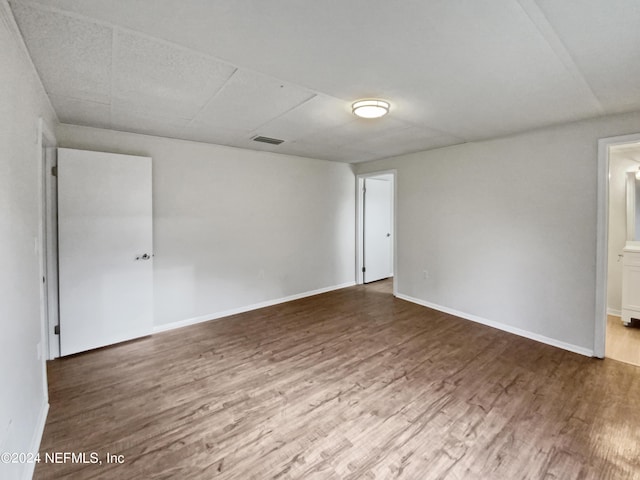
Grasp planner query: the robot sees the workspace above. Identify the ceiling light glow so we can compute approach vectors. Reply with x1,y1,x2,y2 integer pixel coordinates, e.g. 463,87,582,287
352,99,390,119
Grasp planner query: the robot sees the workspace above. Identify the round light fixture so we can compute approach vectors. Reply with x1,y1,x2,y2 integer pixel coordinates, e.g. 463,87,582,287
352,99,390,119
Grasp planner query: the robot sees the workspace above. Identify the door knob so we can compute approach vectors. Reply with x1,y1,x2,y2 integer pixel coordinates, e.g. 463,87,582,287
386,233,391,237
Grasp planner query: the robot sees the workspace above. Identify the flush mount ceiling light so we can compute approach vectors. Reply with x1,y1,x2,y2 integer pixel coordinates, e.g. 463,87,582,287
352,99,390,119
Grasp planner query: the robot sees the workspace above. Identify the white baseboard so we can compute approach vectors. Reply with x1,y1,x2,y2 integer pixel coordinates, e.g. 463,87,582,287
23,401,49,480
395,293,594,358
153,281,356,334
607,308,622,317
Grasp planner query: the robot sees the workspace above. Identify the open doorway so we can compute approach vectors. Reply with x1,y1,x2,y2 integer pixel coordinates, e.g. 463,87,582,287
596,133,640,365
356,171,396,294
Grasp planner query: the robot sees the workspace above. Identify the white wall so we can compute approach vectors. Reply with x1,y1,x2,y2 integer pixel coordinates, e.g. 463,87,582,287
356,111,640,355
0,2,57,479
55,125,356,328
607,149,640,315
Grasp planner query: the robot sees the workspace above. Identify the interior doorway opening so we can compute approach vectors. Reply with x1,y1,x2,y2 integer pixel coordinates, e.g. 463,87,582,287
356,171,397,295
596,132,640,364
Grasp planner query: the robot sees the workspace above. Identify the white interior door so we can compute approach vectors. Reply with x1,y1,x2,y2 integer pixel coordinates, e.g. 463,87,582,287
58,148,153,356
364,177,392,283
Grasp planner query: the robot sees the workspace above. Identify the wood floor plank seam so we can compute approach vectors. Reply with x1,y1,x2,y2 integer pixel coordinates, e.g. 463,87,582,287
35,280,640,479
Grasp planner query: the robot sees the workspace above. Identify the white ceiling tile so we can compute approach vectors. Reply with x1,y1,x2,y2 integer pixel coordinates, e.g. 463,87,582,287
180,122,253,148
296,117,416,149
10,0,640,162
184,121,378,162
36,0,603,139
49,94,111,129
283,141,375,163
533,0,640,113
11,2,112,103
351,126,462,154
352,132,464,161
194,69,315,131
111,106,190,139
255,95,353,142
113,30,236,118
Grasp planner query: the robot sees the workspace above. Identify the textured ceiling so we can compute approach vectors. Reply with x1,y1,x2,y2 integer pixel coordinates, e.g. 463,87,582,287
9,0,640,163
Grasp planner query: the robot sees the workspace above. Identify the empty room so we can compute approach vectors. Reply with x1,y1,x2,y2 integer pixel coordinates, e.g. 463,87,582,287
2,1,640,479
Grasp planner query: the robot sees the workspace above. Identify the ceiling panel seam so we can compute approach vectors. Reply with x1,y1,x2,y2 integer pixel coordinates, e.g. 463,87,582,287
112,26,345,109
12,0,356,110
13,1,241,68
16,0,433,133
183,67,239,129
15,0,622,163
516,0,604,115
249,94,318,135
2,0,59,122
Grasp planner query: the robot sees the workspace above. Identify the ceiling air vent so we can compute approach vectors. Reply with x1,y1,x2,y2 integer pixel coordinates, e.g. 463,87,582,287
252,135,284,145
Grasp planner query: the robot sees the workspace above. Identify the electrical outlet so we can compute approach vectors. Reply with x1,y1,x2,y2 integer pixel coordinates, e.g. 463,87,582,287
423,270,429,280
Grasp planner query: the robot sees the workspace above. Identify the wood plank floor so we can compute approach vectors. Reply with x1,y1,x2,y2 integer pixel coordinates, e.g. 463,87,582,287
36,280,640,479
606,315,640,367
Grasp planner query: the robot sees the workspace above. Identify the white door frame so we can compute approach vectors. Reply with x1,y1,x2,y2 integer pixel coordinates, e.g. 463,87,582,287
37,117,57,393
595,132,640,358
356,170,397,296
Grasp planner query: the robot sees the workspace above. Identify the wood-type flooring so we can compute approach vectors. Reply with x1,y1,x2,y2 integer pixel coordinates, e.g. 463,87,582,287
606,315,640,367
35,280,640,479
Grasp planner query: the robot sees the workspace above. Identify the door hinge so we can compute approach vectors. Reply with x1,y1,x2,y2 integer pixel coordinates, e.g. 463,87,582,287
42,276,45,284
51,165,57,176
362,267,366,273
54,325,60,335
